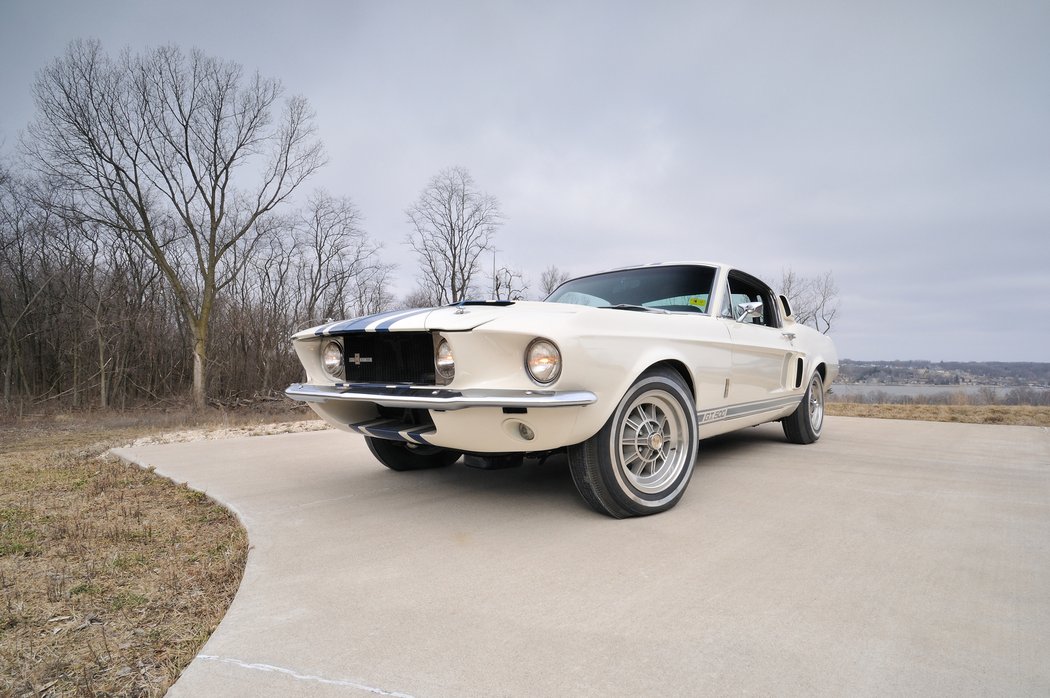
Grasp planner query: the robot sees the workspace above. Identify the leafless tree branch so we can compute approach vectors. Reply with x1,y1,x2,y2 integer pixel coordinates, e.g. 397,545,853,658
404,166,503,304
23,40,325,407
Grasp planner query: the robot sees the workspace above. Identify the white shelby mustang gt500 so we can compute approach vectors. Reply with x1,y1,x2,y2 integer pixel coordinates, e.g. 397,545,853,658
286,262,839,518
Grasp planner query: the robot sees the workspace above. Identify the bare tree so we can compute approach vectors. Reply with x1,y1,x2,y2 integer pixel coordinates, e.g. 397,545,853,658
539,265,571,296
24,40,324,408
780,268,840,334
291,191,382,322
405,166,503,304
211,191,390,395
345,262,395,317
400,287,442,310
0,166,58,408
491,265,528,300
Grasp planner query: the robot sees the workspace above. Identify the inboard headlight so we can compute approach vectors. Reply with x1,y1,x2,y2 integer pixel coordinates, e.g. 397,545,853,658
435,339,455,382
525,338,561,384
321,340,344,378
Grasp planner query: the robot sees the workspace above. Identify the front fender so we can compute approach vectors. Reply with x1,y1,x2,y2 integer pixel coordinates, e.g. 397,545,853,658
530,311,734,443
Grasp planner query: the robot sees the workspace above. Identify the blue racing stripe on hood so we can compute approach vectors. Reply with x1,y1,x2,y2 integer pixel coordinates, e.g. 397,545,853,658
319,314,374,334
323,308,418,334
374,307,433,332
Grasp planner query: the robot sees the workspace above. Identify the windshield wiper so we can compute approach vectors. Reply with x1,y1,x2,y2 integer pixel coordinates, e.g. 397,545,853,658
600,304,669,313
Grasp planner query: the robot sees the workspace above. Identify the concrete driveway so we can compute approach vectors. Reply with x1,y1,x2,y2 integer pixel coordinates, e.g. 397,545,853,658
111,417,1050,697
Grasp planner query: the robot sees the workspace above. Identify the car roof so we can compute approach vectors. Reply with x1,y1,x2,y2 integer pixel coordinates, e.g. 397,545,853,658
604,260,729,273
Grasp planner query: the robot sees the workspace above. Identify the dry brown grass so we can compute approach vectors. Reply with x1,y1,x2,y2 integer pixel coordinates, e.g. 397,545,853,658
0,407,313,697
827,402,1050,426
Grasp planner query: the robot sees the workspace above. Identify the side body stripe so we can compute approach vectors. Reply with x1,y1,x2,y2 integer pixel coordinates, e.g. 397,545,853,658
696,394,802,426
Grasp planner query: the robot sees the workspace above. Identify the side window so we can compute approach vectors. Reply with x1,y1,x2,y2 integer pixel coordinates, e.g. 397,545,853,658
726,273,780,328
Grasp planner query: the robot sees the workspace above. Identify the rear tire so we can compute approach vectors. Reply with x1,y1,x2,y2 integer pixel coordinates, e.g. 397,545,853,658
365,437,462,471
783,372,824,444
568,368,698,518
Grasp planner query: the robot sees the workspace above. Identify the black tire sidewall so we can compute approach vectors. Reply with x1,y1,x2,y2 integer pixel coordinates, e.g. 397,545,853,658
800,372,824,441
785,372,823,444
597,370,698,513
366,437,460,470
808,373,824,439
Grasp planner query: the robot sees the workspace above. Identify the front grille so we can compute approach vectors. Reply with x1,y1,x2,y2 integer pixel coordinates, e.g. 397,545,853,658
339,332,436,385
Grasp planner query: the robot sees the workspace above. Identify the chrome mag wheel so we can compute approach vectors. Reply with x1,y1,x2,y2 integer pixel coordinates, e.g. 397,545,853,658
617,390,690,495
568,368,698,518
807,373,825,434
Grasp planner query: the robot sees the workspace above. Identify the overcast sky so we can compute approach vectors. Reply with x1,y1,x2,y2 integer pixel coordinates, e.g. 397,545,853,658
2,1,1047,361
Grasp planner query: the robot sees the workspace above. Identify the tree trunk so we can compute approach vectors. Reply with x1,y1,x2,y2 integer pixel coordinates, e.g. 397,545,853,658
2,343,12,409
72,337,80,408
191,325,208,410
97,331,108,409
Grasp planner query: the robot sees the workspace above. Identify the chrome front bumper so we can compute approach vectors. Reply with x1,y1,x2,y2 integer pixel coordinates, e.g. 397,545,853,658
285,383,598,411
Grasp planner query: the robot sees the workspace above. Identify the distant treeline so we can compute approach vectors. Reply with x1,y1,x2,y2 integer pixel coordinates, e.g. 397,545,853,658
829,386,1050,407
839,360,1050,387
1,173,391,413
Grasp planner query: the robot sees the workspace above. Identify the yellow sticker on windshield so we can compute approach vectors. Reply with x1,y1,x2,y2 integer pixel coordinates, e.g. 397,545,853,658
689,297,708,309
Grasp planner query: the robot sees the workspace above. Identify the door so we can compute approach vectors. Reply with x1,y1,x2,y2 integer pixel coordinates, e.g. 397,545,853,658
720,271,799,414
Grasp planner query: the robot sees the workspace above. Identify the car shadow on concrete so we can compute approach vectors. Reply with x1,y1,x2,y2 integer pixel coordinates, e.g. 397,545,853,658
384,423,791,518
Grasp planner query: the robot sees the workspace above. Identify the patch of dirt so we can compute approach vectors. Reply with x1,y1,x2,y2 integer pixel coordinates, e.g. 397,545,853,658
122,419,331,448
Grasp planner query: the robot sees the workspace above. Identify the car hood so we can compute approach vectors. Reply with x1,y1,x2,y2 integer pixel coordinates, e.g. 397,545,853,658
295,301,583,338
425,301,583,331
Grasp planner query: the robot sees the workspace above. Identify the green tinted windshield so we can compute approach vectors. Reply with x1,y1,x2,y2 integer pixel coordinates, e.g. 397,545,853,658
546,265,716,313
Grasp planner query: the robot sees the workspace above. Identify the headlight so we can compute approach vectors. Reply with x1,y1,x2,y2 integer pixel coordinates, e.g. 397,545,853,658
435,339,455,382
321,340,344,378
525,338,561,384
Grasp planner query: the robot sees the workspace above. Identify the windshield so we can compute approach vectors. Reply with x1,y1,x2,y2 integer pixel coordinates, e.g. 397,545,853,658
546,265,717,313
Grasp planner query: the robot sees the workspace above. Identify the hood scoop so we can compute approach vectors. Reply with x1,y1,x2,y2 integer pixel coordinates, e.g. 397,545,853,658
451,300,514,315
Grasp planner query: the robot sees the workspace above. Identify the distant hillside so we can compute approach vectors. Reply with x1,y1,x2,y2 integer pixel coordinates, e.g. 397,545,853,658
839,360,1050,387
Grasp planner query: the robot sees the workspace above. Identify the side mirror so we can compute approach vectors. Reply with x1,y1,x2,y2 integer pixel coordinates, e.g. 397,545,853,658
779,294,793,318
737,301,763,323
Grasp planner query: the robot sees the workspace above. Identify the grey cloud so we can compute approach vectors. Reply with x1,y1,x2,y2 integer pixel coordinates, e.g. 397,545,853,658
1,0,1047,360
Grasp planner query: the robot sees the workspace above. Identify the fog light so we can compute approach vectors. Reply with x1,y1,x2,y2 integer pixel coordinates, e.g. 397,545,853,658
518,423,535,441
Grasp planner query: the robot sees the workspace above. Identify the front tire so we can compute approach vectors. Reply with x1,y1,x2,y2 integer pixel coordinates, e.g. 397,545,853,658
783,372,825,444
365,437,462,471
568,368,698,518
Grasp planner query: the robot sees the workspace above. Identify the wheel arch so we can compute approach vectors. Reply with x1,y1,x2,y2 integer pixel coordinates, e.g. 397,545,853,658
644,359,696,399
567,359,700,517
814,361,827,382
